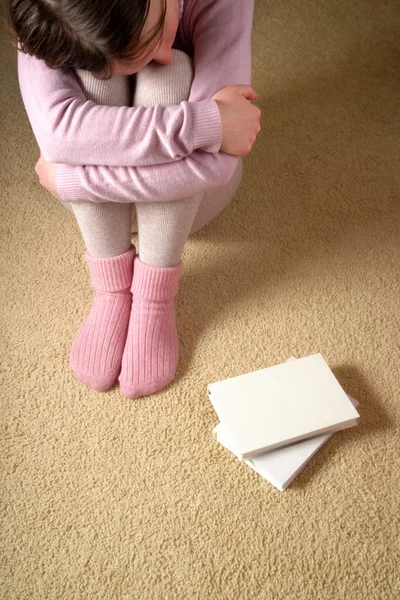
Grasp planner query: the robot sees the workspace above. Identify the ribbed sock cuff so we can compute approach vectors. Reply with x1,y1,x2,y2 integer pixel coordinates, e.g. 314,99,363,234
132,257,183,301
85,246,135,292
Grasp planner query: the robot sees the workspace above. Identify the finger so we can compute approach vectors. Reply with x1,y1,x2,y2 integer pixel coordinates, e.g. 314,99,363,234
241,89,259,101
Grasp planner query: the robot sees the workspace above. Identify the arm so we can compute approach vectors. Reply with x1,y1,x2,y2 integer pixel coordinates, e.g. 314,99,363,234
56,151,238,204
17,51,221,167
186,0,254,101
54,0,254,204
184,0,255,183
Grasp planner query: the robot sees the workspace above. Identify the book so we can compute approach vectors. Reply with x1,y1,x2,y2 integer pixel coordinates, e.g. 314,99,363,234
207,353,359,460
213,395,359,491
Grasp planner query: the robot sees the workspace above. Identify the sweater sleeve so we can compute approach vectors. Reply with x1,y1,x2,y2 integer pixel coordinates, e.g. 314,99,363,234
17,50,221,167
56,151,238,204
184,0,255,183
185,0,254,100
54,0,254,204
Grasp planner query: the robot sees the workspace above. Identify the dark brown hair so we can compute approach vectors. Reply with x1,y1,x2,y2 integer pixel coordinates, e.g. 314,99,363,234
7,0,167,78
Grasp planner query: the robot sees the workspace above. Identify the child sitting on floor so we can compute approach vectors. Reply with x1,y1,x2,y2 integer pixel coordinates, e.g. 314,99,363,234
9,0,261,398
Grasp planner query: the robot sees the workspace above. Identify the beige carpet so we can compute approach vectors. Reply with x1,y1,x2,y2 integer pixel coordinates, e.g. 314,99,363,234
1,0,400,598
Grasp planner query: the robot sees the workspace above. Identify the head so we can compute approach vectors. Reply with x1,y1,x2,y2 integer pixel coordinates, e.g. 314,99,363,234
8,0,179,78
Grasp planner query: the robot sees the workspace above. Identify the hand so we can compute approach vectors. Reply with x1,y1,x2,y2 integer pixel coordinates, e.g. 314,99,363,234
35,155,61,201
211,85,261,156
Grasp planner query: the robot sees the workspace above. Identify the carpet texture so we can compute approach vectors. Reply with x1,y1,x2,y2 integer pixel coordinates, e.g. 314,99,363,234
1,0,399,598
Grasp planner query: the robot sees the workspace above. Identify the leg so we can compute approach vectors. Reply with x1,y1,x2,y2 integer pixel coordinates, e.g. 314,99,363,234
68,71,135,391
71,70,133,258
133,51,242,265
133,50,203,268
120,50,244,399
121,50,202,397
70,201,132,258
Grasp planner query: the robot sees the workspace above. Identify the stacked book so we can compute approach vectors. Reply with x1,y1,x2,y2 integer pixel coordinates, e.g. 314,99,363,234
208,354,360,491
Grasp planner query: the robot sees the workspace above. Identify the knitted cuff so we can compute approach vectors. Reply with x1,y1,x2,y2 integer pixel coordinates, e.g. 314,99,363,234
190,100,222,153
132,257,183,301
85,246,135,292
56,164,88,202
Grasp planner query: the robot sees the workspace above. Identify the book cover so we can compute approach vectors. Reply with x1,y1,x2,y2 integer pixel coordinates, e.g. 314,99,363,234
208,353,359,460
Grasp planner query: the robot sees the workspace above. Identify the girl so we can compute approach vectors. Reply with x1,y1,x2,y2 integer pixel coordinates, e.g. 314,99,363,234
9,0,261,398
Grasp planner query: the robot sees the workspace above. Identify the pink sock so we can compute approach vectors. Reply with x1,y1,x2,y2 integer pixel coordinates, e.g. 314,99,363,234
70,246,135,392
119,257,183,399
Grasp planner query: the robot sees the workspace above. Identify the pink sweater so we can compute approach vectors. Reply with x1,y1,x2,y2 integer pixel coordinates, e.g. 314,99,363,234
17,0,254,204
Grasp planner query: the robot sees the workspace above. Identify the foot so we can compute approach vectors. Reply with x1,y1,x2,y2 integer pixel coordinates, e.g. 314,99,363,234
70,247,135,392
119,257,183,399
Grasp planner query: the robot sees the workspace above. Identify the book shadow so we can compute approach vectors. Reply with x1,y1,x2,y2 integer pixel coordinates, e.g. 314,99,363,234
286,364,392,491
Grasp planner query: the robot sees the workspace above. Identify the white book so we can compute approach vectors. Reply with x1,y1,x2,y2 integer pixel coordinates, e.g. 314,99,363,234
208,353,359,460
213,395,359,491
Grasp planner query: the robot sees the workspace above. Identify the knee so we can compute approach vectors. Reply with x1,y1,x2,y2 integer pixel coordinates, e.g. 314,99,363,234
133,49,194,108
75,69,131,107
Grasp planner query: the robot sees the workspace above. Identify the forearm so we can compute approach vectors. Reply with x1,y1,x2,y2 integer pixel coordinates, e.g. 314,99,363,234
56,151,239,204
17,51,221,167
